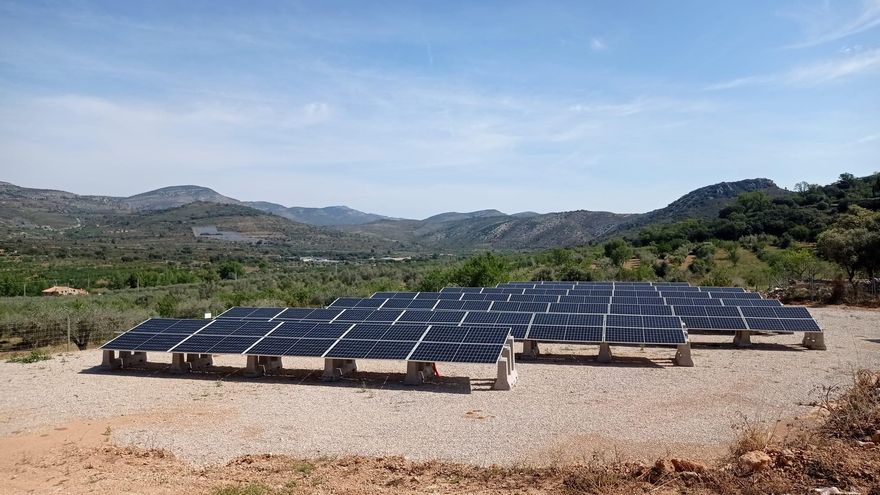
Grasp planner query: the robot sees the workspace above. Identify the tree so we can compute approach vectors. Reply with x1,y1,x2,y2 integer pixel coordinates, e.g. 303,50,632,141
719,241,740,266
816,206,880,286
218,261,244,280
603,239,633,267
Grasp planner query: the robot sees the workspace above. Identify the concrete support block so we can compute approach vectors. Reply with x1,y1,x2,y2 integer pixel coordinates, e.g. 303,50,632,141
186,353,213,371
245,355,265,377
101,350,121,369
492,357,517,390
597,343,613,363
733,330,752,347
521,340,540,359
505,337,517,373
259,356,283,371
673,343,695,367
118,351,146,367
802,332,826,350
170,353,191,374
404,361,433,385
321,358,357,381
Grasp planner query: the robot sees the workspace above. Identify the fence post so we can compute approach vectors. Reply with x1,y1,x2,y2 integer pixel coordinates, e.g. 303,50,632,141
67,315,71,352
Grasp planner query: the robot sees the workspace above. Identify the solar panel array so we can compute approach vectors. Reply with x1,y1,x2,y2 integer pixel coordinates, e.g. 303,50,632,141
216,305,688,346
102,317,511,365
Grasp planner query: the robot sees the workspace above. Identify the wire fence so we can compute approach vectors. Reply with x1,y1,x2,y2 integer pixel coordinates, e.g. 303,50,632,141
0,321,122,353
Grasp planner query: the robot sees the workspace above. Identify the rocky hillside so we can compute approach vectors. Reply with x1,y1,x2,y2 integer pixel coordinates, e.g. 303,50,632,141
244,202,393,226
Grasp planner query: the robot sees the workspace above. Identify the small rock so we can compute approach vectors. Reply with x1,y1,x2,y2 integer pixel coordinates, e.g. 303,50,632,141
738,451,772,473
872,430,880,443
650,459,675,480
855,441,875,447
670,458,707,473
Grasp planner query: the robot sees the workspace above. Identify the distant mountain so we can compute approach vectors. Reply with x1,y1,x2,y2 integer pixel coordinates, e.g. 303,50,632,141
245,201,394,226
608,178,787,237
123,185,239,211
339,178,786,250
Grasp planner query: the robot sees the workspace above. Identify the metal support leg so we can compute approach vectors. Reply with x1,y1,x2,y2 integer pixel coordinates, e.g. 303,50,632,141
245,355,264,377
170,353,191,374
802,332,826,350
597,343,613,363
101,350,121,369
322,358,356,381
521,340,540,358
733,331,752,347
673,343,694,367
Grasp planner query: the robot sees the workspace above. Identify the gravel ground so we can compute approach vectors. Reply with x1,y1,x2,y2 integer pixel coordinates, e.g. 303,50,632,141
1,306,878,467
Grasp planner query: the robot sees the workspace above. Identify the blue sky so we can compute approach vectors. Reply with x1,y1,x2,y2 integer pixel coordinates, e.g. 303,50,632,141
1,1,878,218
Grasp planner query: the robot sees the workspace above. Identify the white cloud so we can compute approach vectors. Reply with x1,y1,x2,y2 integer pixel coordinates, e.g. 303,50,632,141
706,48,880,90
589,37,606,51
784,0,880,49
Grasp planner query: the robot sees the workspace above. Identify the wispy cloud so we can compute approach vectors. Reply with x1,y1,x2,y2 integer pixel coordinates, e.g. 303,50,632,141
783,0,880,49
589,37,607,51
706,48,880,90
850,132,880,145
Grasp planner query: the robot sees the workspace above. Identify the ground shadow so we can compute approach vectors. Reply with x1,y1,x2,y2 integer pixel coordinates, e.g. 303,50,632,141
688,340,808,352
516,352,665,369
865,338,880,345
79,362,477,394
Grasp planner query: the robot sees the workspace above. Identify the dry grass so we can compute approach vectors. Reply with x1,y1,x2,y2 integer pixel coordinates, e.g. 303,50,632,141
821,369,880,440
728,413,774,457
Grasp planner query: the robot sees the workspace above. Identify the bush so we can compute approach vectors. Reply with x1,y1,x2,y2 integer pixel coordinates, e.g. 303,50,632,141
6,349,52,363
822,369,880,440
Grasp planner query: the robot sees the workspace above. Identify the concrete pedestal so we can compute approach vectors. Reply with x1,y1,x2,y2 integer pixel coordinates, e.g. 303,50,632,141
493,357,518,390
404,362,435,385
673,343,694,367
733,330,752,347
244,355,265,377
119,351,146,367
170,353,191,374
186,353,213,370
259,356,283,371
802,332,826,350
521,340,540,358
101,350,122,369
597,343,613,363
322,358,357,381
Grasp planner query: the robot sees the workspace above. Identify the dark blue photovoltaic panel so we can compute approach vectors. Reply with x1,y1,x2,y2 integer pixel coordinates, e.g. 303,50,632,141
324,339,376,359
643,316,682,329
271,322,316,338
496,312,531,324
128,318,180,333
564,327,602,342
373,292,400,298
343,323,390,340
705,317,747,330
199,320,242,335
461,301,492,311
752,299,784,307
740,307,777,318
429,311,465,323
533,313,568,325
276,308,316,320
435,300,465,310
304,323,351,339
248,308,285,319
135,334,191,352
408,299,439,309
746,318,786,331
644,328,687,344
774,307,812,319
610,304,640,315
248,337,296,356
547,303,579,313
705,306,742,317
171,335,225,353
379,298,409,309
102,332,154,350
329,298,361,308
210,336,261,354
409,342,458,362
335,309,375,321
641,305,673,316
454,344,504,363
509,325,528,339
365,310,403,322
218,307,255,318
397,310,433,322
233,321,279,336
605,327,643,343
567,313,603,327
782,319,821,331
490,301,519,312
308,309,344,321
606,314,642,328
356,299,386,308
164,320,211,333
464,312,499,324
527,325,566,341
463,326,510,344
382,324,428,341
366,341,417,360
422,325,467,343
673,306,706,316
415,292,443,299
283,338,337,357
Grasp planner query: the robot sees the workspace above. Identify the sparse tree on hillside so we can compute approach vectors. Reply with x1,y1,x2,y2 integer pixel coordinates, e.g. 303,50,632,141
603,239,633,267
817,206,880,287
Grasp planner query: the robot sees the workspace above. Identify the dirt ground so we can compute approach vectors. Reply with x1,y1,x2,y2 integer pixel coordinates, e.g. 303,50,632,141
1,306,878,494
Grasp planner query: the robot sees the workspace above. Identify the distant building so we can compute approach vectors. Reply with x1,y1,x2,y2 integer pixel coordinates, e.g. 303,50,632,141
41,286,88,296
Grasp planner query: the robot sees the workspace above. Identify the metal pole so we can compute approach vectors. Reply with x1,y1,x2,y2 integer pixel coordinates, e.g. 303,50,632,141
66,315,71,352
